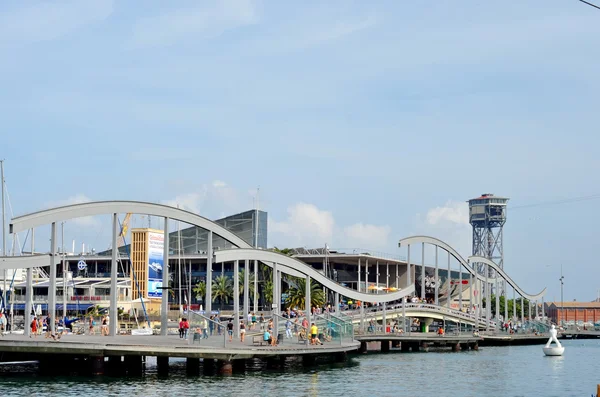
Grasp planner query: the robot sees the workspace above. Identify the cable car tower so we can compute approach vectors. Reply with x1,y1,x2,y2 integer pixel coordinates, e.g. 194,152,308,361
468,194,509,280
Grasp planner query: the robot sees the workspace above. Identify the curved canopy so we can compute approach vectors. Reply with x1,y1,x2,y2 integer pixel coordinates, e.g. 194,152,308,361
9,200,251,249
215,248,415,303
0,254,53,270
469,256,546,300
398,235,546,300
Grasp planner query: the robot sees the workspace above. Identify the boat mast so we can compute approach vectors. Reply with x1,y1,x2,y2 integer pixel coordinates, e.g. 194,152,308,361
1,159,6,313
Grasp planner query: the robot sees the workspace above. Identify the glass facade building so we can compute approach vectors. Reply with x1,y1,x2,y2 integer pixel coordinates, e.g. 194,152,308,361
168,209,267,254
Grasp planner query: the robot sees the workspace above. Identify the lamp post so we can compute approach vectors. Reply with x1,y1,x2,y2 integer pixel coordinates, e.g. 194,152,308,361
559,265,564,328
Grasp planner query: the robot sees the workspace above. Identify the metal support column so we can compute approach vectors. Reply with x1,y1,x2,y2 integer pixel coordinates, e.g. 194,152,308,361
272,262,278,332
495,278,500,330
521,295,524,325
206,231,212,316
407,245,411,285
376,260,379,294
434,246,439,306
305,274,310,344
243,260,249,325
365,259,369,292
468,271,473,314
357,258,361,293
49,222,57,322
459,262,463,311
109,213,118,337
447,252,451,310
512,288,516,321
233,260,240,338
541,297,545,322
383,302,387,334
334,292,339,314
386,262,389,290
25,229,34,337
160,217,169,336
421,243,425,299
253,260,258,313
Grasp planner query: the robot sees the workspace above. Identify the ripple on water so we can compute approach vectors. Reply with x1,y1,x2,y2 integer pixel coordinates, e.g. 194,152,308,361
0,340,599,397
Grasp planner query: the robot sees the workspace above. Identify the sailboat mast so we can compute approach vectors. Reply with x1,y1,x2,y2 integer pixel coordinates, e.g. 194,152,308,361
177,209,182,313
1,159,6,312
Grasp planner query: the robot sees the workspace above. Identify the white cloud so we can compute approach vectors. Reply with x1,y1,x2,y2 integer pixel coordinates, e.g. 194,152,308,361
0,1,114,47
46,194,99,227
269,203,335,248
343,223,391,249
162,180,251,218
269,202,391,251
425,200,469,226
128,0,258,49
415,200,471,257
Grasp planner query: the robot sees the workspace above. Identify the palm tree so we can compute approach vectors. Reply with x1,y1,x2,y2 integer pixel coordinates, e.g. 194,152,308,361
285,277,325,309
273,247,295,256
238,269,256,298
212,275,233,311
193,281,206,303
263,279,273,305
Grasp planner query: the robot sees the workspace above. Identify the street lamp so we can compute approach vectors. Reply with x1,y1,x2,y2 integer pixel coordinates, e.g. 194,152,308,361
559,269,564,328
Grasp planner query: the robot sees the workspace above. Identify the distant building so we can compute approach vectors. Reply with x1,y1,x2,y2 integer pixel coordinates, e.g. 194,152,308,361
545,301,600,325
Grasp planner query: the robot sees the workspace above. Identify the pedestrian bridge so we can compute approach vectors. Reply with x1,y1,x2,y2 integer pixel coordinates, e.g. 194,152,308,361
342,303,496,329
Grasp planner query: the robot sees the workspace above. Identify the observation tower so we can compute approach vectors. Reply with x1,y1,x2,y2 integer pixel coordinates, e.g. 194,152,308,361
468,193,509,276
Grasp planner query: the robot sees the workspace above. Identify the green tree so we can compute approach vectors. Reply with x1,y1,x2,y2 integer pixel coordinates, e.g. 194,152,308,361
284,277,326,309
484,294,532,319
212,275,233,310
272,247,295,256
193,281,206,302
263,279,273,305
238,269,256,298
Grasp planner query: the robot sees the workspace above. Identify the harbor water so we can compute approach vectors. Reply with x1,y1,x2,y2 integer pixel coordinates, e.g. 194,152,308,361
1,340,598,397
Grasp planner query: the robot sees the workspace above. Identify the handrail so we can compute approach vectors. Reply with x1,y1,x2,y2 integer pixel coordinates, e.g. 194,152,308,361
343,303,496,327
215,248,415,303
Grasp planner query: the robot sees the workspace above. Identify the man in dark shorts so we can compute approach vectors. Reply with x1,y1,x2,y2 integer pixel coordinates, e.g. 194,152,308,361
227,319,234,342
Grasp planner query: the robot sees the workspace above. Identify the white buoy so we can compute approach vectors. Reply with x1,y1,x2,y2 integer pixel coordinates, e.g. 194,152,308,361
543,324,564,356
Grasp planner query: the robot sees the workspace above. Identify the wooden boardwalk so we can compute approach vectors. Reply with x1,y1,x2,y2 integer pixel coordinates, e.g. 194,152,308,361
0,333,359,361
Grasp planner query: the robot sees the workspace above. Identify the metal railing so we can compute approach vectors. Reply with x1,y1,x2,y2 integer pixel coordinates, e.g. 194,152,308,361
343,302,496,329
187,311,227,347
272,313,311,346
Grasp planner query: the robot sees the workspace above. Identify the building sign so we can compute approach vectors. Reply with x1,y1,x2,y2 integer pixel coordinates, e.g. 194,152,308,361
147,231,164,298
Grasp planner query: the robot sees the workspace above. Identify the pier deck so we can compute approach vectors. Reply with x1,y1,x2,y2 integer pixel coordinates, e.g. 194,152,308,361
0,333,359,361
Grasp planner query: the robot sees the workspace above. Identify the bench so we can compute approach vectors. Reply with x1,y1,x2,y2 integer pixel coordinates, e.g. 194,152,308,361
253,335,268,346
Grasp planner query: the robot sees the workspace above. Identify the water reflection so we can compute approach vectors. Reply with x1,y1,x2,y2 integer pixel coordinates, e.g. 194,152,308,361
0,341,598,397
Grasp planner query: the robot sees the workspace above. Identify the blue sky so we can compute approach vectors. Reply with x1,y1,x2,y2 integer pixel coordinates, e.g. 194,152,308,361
1,0,599,302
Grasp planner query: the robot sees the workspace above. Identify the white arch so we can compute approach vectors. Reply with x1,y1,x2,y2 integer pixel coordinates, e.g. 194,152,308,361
398,235,546,300
9,201,252,249
0,254,53,270
469,255,546,300
214,248,415,303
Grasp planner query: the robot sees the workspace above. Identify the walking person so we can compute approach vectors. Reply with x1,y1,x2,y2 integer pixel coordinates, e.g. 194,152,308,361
89,316,96,335
285,318,292,339
251,312,257,330
182,318,190,339
227,319,234,342
209,315,215,336
240,320,246,343
259,313,265,331
30,316,38,338
201,317,208,339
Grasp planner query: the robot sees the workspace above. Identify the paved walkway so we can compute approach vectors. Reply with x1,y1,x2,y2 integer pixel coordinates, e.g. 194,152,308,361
0,332,359,360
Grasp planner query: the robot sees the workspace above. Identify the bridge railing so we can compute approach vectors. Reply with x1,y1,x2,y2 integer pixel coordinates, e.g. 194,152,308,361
318,312,354,343
342,302,496,328
187,310,227,348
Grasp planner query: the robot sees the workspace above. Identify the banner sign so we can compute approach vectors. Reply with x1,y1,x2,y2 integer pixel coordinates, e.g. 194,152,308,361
147,231,164,298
